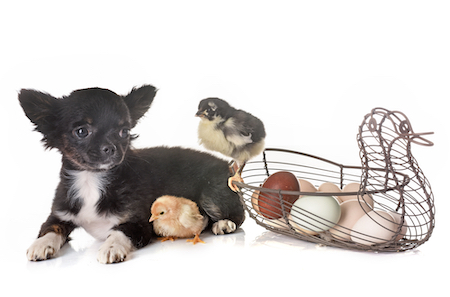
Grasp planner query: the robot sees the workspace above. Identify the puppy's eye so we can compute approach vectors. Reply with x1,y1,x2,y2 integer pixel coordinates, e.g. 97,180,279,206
74,127,90,139
119,128,130,138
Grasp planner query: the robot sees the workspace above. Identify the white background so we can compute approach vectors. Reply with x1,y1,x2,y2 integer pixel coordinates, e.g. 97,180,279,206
1,1,448,296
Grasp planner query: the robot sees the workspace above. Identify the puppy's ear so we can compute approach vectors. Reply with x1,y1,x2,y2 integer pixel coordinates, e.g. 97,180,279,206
18,89,60,147
124,85,157,127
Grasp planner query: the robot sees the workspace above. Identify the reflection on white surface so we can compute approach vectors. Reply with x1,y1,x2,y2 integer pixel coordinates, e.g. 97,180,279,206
7,195,446,297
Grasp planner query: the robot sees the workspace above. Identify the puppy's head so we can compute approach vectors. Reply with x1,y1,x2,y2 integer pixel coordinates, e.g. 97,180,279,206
19,85,157,171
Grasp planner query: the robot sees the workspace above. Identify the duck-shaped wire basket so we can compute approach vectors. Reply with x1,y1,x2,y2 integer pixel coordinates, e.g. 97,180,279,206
235,107,435,252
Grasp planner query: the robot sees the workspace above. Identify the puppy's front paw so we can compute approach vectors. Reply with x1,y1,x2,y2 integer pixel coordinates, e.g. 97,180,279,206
97,231,133,264
27,232,65,261
212,219,237,235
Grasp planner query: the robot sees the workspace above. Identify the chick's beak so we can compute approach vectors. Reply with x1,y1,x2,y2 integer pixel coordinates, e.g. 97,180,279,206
195,110,206,118
149,215,158,223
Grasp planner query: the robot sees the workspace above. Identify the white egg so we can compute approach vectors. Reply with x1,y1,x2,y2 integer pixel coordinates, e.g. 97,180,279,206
329,199,372,241
389,212,408,241
350,210,407,245
290,195,341,234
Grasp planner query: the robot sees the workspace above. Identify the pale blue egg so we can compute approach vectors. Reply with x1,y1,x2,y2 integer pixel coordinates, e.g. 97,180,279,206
290,195,341,234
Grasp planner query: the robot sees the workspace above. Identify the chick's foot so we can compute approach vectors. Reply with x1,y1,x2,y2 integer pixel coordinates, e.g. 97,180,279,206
228,172,243,192
158,236,177,242
187,234,205,245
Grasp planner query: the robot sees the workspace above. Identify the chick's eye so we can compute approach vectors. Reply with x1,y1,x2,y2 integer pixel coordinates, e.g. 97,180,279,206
119,128,130,138
159,211,165,215
74,127,90,139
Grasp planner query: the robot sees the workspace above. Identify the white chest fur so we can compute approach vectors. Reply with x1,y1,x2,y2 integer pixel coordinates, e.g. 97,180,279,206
56,170,120,240
198,117,234,156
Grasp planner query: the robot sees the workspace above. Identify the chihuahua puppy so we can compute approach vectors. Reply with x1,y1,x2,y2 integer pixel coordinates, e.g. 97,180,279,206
19,85,245,264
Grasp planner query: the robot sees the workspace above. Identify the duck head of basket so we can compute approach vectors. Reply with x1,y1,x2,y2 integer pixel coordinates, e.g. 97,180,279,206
357,107,435,247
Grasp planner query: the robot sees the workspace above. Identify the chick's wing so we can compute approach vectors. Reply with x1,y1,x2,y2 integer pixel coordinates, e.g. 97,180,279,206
222,112,256,147
178,203,204,229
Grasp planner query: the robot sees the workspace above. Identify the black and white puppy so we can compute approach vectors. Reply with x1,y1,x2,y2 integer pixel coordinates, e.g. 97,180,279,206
19,85,245,264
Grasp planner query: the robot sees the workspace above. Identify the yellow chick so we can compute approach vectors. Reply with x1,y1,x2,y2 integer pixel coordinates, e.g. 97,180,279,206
149,195,208,244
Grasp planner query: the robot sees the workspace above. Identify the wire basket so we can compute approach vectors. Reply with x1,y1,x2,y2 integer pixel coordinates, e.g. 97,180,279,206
235,108,435,252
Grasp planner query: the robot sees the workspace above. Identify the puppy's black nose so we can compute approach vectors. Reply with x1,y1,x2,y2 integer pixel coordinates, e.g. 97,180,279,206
102,144,116,156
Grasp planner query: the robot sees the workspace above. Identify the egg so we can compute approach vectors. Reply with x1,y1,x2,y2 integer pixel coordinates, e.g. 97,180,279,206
350,210,407,245
264,218,290,230
318,182,341,193
388,212,408,241
339,182,374,207
258,171,300,219
290,195,341,235
251,190,261,214
252,190,290,230
298,179,317,195
317,182,342,203
329,199,372,241
288,213,318,235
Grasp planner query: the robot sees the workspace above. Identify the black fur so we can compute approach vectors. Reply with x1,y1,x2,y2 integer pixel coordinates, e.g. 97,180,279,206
20,85,245,263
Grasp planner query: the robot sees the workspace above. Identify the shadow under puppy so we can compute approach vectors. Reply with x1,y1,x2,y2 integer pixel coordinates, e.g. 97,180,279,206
19,85,245,264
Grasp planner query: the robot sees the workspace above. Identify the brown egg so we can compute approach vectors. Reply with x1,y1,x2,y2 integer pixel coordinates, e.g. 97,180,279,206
258,171,300,219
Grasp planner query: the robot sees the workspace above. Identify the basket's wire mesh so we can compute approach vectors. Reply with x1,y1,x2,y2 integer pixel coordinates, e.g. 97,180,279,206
235,108,435,252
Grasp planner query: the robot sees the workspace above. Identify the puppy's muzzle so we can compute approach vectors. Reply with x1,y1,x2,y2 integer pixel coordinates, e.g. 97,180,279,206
84,143,124,170
102,144,117,157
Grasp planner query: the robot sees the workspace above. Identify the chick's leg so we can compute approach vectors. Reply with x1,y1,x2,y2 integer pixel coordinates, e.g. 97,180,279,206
228,161,245,192
187,234,205,245
158,236,177,242
228,173,243,192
